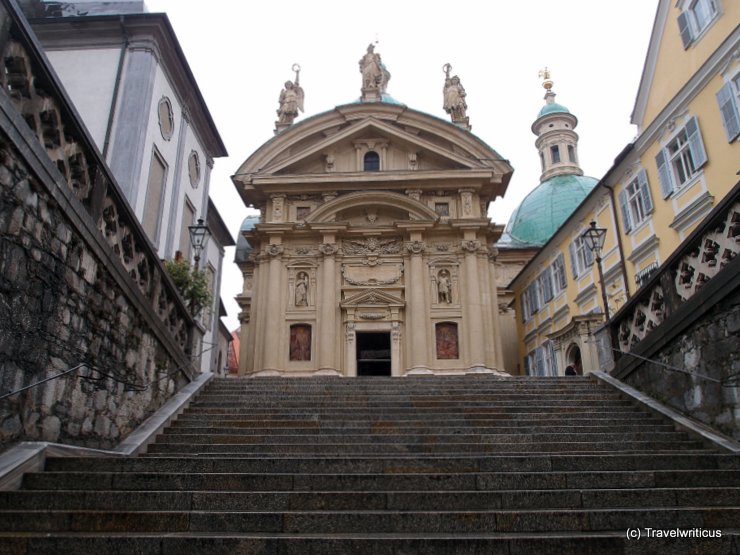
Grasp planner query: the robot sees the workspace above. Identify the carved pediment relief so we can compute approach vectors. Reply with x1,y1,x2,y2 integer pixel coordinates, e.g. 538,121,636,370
306,191,438,224
341,288,405,309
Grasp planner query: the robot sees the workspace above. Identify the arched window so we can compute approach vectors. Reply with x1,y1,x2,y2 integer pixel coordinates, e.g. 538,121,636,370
289,324,311,361
435,322,459,359
363,151,380,171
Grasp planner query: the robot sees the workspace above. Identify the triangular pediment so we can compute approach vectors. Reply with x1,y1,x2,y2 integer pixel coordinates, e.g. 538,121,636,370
341,288,405,308
235,103,512,179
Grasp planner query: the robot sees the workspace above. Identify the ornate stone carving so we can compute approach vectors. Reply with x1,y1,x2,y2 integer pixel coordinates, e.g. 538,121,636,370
359,44,390,96
435,243,451,252
408,152,418,170
275,64,304,133
345,322,355,343
270,194,285,222
461,240,481,253
460,189,474,217
358,312,386,320
437,269,452,304
294,272,309,307
391,321,401,343
265,244,284,257
406,241,426,255
343,237,402,256
405,189,422,202
342,265,403,286
318,243,338,256
322,191,338,203
324,153,335,172
442,63,469,129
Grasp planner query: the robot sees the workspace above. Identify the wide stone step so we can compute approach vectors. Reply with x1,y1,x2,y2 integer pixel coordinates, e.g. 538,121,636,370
164,423,677,435
172,413,662,426
153,431,691,445
0,507,737,534
44,453,740,474
187,400,636,409
2,487,739,512
193,392,623,401
27,469,740,492
180,405,644,416
144,439,704,455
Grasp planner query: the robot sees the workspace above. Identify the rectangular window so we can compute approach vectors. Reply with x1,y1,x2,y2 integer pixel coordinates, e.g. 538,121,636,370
435,202,450,217
296,206,311,220
552,254,567,292
179,199,195,259
550,145,560,164
142,150,167,244
567,145,576,163
538,269,553,303
569,235,594,278
620,169,654,233
678,0,718,47
655,116,707,198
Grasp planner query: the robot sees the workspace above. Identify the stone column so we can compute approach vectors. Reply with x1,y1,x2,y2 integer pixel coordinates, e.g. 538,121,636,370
462,238,486,369
406,238,430,372
261,243,284,372
318,241,338,373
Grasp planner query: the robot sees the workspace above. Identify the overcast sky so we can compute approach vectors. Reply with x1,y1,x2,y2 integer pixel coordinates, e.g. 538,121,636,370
144,0,658,332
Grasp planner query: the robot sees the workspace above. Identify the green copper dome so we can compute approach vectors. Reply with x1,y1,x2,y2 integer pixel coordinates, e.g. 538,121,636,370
538,102,570,118
505,174,598,246
235,215,259,263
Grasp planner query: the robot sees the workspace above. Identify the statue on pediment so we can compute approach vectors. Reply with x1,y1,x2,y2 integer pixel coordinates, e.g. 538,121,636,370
359,44,390,99
275,64,304,133
442,63,470,129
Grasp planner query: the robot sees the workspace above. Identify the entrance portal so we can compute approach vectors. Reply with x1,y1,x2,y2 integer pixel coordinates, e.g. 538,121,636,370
356,332,392,376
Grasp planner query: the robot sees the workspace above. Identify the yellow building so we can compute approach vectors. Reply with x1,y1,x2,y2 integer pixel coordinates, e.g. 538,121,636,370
509,0,739,375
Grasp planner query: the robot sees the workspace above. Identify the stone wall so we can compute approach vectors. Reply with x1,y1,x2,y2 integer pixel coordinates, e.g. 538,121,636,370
618,288,739,439
0,134,191,448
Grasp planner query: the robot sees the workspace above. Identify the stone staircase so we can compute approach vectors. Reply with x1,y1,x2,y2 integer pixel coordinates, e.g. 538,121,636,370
1,375,739,554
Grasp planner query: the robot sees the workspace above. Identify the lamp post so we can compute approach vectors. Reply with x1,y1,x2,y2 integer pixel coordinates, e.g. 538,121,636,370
581,221,610,320
188,218,210,271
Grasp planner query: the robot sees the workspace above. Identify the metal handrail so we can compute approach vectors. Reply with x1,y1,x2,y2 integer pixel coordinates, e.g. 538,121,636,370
612,347,738,387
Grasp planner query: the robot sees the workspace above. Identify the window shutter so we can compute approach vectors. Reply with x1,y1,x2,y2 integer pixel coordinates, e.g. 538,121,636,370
685,116,708,168
716,82,740,142
546,341,557,376
677,12,693,49
521,291,529,322
556,254,567,290
523,355,530,376
655,150,673,199
619,189,633,233
637,169,653,214
569,241,578,278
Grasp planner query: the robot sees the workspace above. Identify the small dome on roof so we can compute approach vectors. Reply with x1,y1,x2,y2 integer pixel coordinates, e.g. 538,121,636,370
504,174,598,247
538,102,570,118
234,215,259,263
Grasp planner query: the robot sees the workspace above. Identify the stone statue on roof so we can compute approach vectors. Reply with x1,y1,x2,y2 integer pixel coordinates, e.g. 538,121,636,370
275,64,304,134
359,44,391,101
442,63,470,130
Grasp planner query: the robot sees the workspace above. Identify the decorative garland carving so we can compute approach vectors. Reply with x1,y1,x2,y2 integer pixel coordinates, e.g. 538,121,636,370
358,312,386,320
265,244,284,257
406,240,426,254
318,243,338,256
343,237,402,255
461,240,481,253
341,265,403,286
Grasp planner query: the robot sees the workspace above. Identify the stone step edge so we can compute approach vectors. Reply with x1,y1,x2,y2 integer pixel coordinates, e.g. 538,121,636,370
0,373,214,491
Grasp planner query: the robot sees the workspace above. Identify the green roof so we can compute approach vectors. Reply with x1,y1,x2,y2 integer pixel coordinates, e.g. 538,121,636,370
234,215,259,262
538,102,570,118
505,173,598,246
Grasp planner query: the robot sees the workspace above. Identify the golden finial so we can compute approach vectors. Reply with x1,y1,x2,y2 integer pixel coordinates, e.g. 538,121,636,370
539,67,553,91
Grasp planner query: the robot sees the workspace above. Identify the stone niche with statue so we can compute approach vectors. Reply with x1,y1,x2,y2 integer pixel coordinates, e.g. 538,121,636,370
233,48,514,377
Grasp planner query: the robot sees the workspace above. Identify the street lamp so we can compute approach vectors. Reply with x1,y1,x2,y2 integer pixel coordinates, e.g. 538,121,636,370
188,218,210,270
581,221,610,320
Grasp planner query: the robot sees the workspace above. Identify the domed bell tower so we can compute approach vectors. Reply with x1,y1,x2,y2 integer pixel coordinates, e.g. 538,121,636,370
532,69,583,182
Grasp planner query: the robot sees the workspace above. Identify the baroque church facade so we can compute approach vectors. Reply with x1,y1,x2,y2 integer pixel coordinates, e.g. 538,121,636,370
233,51,514,377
